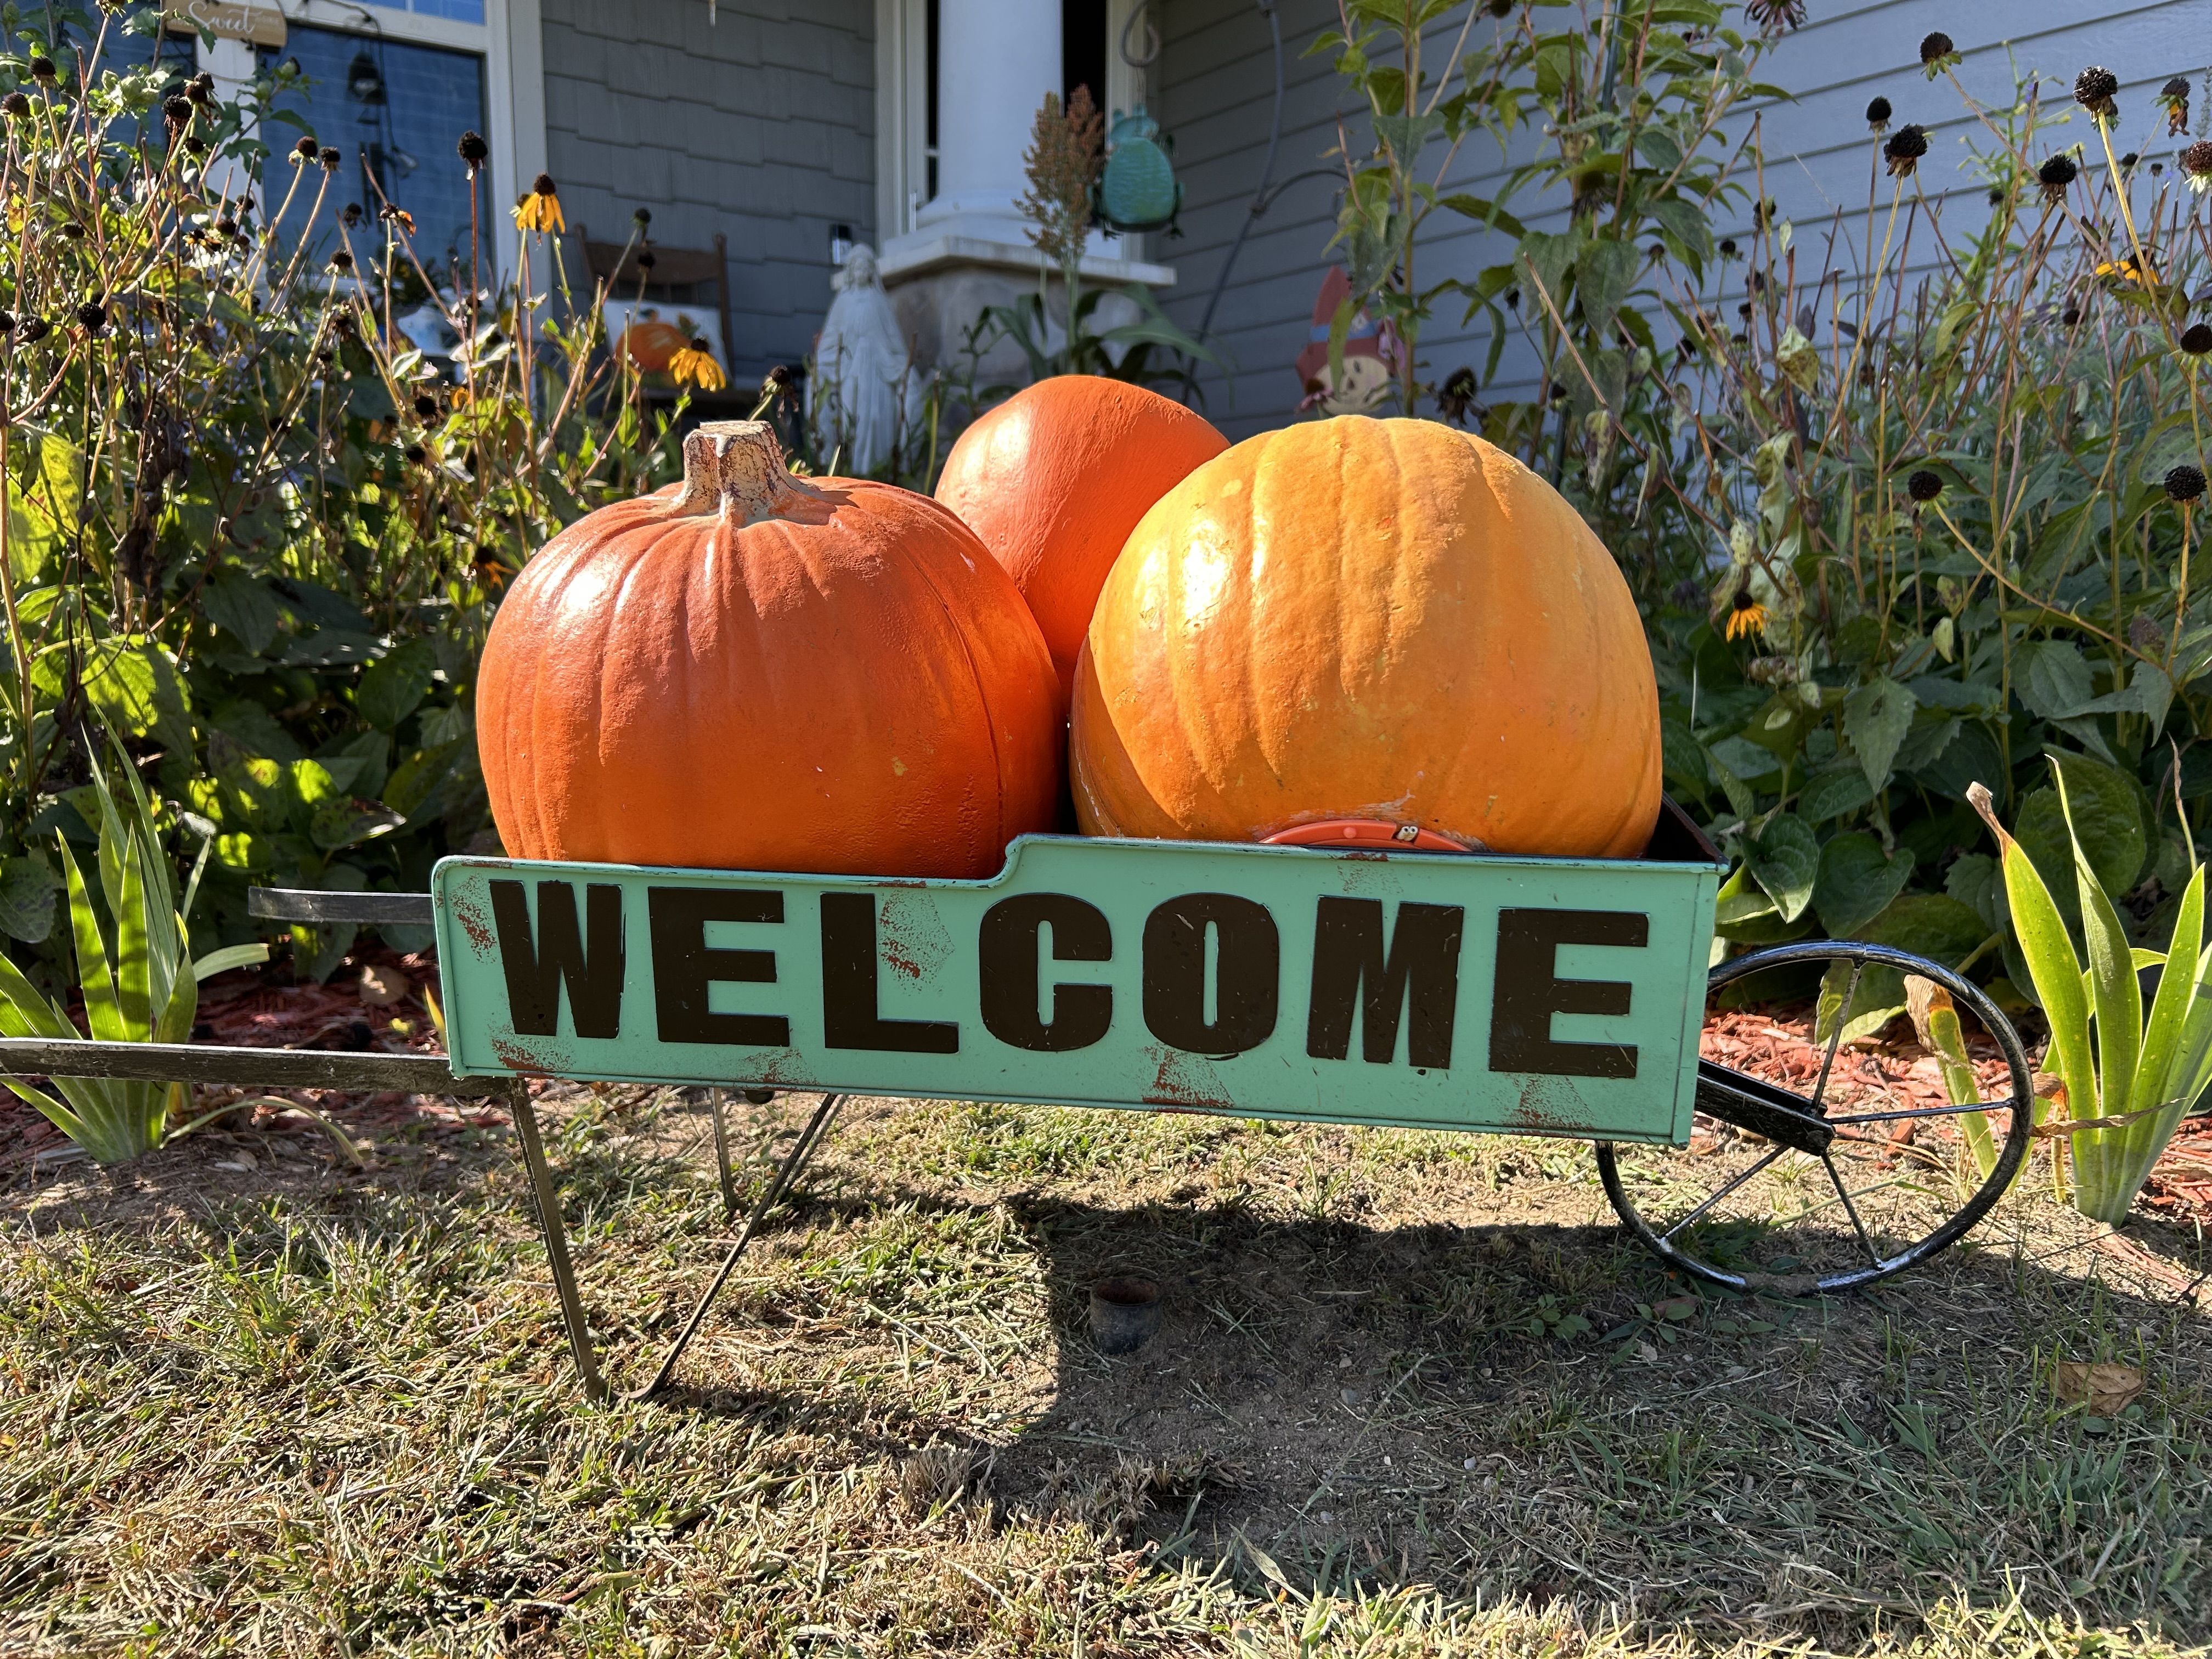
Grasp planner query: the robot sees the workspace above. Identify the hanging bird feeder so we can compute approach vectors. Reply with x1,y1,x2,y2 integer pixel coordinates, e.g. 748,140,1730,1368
1093,106,1182,236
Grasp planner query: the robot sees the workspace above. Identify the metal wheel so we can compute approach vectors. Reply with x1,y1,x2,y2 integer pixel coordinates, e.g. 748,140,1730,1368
1596,941,2035,1294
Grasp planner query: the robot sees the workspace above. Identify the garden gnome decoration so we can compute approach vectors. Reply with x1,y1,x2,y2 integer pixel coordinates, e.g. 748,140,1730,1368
1293,267,1401,415
806,244,924,477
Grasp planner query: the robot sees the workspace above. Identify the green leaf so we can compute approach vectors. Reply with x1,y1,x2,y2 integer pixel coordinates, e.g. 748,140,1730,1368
1373,112,1443,160
1574,238,1640,343
2015,639,2096,720
0,855,61,943
2059,765,2141,1132
1855,893,1988,964
1516,228,1578,315
1798,768,1875,824
2019,753,2147,905
356,639,437,730
193,942,272,981
1993,809,2098,1124
1814,833,1915,938
2133,864,2204,1116
1746,812,1818,922
1843,677,1917,792
201,568,283,655
81,636,193,755
1945,851,2001,932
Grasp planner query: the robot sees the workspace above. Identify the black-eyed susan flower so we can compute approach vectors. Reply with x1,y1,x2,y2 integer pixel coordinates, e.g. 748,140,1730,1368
669,336,726,391
2,92,31,119
1908,469,1944,502
2039,153,2078,202
28,56,54,86
457,129,488,170
2076,66,2121,124
292,135,318,162
1885,124,1929,178
1866,95,1892,133
1745,0,1804,32
1725,589,1769,641
2183,323,2212,355
1920,33,1960,78
512,172,563,234
2162,76,2192,136
2168,463,2206,503
2062,303,2083,326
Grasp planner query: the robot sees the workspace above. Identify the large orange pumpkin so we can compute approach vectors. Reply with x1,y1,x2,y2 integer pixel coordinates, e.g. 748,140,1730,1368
1071,416,1663,857
478,421,1061,877
934,376,1227,702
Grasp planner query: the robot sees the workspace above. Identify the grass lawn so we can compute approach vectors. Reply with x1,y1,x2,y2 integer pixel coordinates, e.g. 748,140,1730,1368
2,1078,2208,1656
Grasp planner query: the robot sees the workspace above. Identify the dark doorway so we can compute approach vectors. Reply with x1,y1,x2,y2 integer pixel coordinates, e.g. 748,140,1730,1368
1063,0,1108,112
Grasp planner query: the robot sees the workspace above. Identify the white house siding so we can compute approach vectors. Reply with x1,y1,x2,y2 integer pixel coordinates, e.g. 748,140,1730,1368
539,0,875,384
1154,1,2212,439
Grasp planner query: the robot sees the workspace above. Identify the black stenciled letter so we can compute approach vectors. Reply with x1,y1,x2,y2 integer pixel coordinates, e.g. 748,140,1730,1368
1306,898,1465,1068
820,891,958,1053
979,893,1113,1052
489,879,624,1039
1488,908,1648,1079
648,886,789,1046
1142,893,1279,1054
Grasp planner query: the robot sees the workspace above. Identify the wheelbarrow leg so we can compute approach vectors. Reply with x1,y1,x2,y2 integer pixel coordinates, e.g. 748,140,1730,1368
509,1079,608,1402
709,1087,738,1220
625,1091,845,1401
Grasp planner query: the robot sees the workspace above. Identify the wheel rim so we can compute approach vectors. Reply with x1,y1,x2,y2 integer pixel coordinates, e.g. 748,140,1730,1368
1597,941,2035,1294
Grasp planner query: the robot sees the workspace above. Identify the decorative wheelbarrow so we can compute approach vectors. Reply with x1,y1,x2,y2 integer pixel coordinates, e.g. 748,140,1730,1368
1,808,2033,1401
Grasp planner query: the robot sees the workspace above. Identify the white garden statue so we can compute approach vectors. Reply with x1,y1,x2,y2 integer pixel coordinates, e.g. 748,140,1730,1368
806,245,924,476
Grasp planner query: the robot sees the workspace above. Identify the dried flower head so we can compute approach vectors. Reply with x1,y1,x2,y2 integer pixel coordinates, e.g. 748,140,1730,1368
1019,85,1104,276
1885,124,1929,177
74,300,105,335
16,317,50,342
456,128,488,168
1719,238,1737,257
669,337,726,391
632,206,651,227
318,145,340,171
404,444,425,464
2120,151,2140,169
637,249,658,271
2062,303,2083,326
2,92,30,119
2166,463,2207,503
1865,95,1892,133
2075,65,2121,123
2162,75,2192,136
29,56,54,85
189,72,214,107
413,393,438,417
2038,153,2078,202
1745,0,1805,32
329,249,353,272
1436,365,1479,426
162,94,192,127
183,134,206,155
1920,32,1960,77
2184,323,2212,355
2186,140,2212,193
0,312,15,336
215,216,235,237
1908,469,1944,502
294,134,318,161
341,202,362,227
59,221,82,240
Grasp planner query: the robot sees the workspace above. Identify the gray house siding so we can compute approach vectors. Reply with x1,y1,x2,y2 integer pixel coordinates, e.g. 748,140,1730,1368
1155,1,2211,440
539,0,873,383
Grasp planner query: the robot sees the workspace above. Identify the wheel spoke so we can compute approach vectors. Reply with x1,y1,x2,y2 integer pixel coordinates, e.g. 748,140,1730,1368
1809,960,1862,1116
1822,1150,1884,1267
1828,1100,2010,1127
1659,1144,1790,1242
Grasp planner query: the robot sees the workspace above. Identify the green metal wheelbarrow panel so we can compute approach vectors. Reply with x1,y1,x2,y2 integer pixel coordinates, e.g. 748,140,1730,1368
431,835,1721,1146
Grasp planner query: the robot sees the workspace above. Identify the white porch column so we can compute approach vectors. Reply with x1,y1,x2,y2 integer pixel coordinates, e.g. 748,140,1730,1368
909,0,1062,247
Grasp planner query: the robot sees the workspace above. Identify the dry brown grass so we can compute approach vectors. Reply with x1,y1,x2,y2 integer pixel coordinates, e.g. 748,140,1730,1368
2,1084,2208,1655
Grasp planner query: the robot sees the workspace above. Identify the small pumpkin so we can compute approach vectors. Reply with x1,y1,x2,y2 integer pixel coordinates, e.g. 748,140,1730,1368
478,421,1061,877
617,318,689,375
935,376,1227,704
1071,415,1662,857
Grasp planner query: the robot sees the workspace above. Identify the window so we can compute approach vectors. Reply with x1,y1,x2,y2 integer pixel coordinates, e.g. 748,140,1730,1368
261,26,490,274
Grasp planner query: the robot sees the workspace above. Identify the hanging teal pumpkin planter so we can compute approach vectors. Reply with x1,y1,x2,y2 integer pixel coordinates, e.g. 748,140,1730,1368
1093,106,1183,236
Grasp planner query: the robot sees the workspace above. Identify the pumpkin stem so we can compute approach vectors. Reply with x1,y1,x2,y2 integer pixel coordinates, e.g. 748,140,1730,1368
665,420,815,524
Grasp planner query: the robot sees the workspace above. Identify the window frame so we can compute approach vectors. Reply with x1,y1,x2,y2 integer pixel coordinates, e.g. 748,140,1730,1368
178,0,544,282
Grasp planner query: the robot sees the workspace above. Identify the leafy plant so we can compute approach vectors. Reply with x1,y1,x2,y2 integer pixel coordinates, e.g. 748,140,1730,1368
1971,771,2212,1223
0,738,263,1161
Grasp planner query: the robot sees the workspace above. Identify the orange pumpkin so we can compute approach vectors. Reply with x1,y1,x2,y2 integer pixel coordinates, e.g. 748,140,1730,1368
617,318,689,374
935,376,1227,703
478,421,1062,877
1070,416,1662,858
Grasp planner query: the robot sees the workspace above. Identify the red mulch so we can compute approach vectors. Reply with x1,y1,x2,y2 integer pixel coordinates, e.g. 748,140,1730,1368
0,947,509,1173
1701,1005,2212,1226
